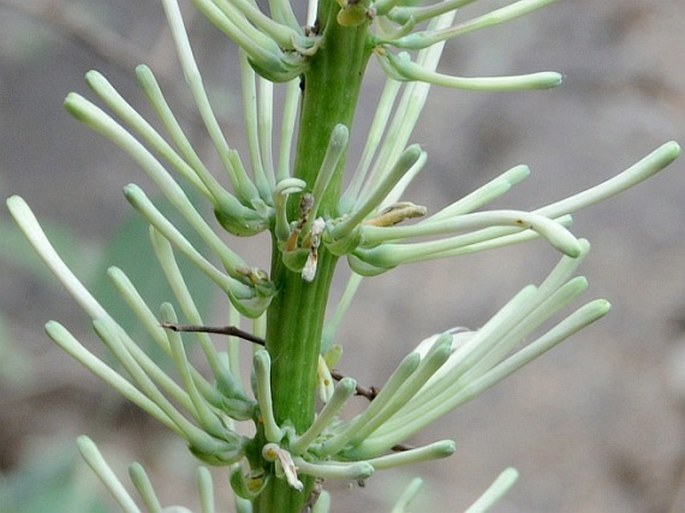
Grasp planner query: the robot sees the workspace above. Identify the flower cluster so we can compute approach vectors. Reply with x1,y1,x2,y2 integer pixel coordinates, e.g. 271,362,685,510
6,0,681,511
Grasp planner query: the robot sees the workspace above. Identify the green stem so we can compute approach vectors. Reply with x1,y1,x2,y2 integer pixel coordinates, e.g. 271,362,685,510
256,1,372,511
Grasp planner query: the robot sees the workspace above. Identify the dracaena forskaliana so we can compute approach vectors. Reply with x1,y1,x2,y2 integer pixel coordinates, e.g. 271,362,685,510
6,0,680,512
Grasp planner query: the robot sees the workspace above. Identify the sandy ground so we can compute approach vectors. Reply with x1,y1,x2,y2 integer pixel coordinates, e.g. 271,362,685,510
1,1,685,512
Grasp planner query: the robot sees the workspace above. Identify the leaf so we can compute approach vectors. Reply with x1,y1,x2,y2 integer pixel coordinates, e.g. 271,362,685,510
0,446,110,513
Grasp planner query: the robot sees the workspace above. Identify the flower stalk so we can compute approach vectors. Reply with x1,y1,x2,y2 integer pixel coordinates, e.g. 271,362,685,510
5,0,682,511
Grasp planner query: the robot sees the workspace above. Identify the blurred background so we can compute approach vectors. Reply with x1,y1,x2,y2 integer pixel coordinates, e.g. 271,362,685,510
1,0,685,512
